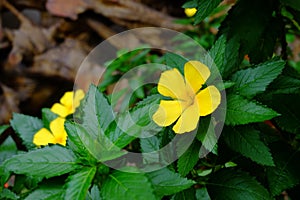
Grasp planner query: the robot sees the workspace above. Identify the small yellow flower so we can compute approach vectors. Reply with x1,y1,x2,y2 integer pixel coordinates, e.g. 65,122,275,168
33,117,67,146
51,90,84,117
152,61,221,134
184,8,197,17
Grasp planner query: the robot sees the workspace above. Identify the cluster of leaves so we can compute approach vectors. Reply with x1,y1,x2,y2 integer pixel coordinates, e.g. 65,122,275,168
1,0,300,199
182,0,300,198
0,85,197,199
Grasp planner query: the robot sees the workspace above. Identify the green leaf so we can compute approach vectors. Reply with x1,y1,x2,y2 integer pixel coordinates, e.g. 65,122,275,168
203,35,231,90
101,170,157,200
197,116,218,155
98,75,121,92
140,136,160,164
289,8,300,29
0,189,19,200
81,85,114,138
225,94,279,125
248,18,281,63
268,166,298,196
206,34,241,78
219,0,275,62
269,94,300,134
196,188,211,200
99,49,152,91
0,125,9,135
106,95,160,148
266,143,300,196
86,185,101,200
268,75,300,94
205,35,226,77
10,113,43,149
103,121,135,149
65,121,125,163
73,85,126,162
3,146,78,178
223,126,274,166
21,176,43,191
24,185,64,200
182,0,197,8
207,169,271,200
194,0,222,25
147,168,195,197
129,77,145,99
172,188,196,200
222,37,241,78
65,121,96,161
64,167,96,200
177,141,200,176
231,58,285,98
280,0,300,11
197,168,213,177
0,136,17,164
140,136,160,153
164,52,187,74
41,108,58,130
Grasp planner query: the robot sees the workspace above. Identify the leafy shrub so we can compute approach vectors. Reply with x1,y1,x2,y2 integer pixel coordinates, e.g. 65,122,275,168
1,0,300,199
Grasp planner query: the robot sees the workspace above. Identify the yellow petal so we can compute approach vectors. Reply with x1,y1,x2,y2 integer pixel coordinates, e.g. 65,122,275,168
152,100,183,127
51,103,71,117
60,91,73,107
49,118,67,146
184,61,210,94
173,102,199,134
33,128,55,146
184,8,197,17
157,68,188,100
74,89,85,108
196,86,221,116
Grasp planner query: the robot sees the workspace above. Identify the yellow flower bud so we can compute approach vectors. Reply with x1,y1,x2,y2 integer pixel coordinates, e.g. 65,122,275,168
184,8,197,17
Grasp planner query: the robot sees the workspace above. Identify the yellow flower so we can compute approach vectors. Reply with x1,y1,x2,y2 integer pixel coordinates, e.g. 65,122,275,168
184,8,197,17
51,90,84,117
33,117,67,146
152,61,221,134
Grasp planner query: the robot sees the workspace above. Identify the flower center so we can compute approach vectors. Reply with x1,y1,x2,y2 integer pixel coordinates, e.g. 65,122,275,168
185,85,196,106
66,104,74,114
54,135,66,146
188,95,194,105
184,91,195,108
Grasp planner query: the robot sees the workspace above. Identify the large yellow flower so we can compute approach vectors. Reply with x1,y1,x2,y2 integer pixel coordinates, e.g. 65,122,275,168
153,61,221,134
51,90,84,117
33,117,67,146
